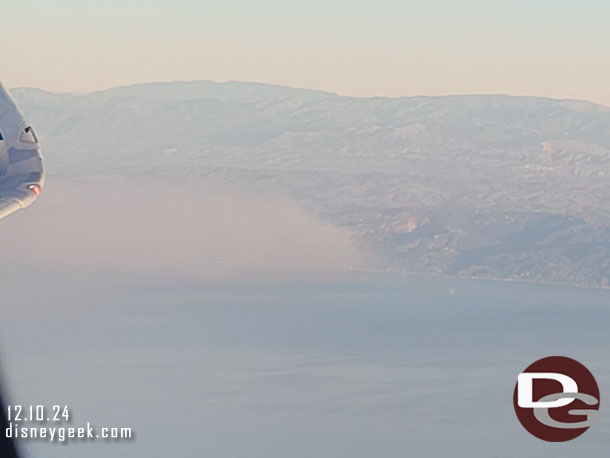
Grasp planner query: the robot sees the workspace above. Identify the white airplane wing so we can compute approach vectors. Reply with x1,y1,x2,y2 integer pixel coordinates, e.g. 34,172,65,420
0,81,44,221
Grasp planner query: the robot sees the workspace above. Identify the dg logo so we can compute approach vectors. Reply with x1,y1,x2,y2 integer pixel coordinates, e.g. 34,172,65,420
513,356,600,441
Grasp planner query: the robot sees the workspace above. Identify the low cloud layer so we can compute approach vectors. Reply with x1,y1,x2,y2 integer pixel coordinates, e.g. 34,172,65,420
0,178,362,279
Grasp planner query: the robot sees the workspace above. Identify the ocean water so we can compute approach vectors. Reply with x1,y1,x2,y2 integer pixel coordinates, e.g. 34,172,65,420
1,271,609,457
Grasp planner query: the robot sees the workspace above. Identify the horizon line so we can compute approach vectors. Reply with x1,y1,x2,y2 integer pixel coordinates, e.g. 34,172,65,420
6,79,610,109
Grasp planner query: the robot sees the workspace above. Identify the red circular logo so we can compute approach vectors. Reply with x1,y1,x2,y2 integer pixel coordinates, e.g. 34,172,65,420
513,356,600,441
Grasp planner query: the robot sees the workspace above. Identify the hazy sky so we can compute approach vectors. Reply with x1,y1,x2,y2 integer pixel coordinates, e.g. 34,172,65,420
3,0,610,105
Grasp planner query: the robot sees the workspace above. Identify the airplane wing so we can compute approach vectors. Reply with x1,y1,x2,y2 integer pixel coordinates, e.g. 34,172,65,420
0,81,44,221
0,81,45,457
0,199,22,221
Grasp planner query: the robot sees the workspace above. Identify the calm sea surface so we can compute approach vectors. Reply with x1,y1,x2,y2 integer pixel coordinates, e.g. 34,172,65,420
1,272,609,457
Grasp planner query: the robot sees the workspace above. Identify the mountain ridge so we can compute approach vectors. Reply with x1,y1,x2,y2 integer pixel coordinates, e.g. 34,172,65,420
10,81,610,288
10,80,610,111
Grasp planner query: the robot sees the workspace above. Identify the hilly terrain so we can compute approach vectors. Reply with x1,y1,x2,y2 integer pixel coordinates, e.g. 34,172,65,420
12,81,610,287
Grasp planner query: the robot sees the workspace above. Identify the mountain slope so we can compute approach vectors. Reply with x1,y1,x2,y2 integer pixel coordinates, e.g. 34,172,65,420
11,81,610,287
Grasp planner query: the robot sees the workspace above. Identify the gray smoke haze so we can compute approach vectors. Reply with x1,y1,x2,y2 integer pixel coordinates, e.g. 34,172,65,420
0,178,363,279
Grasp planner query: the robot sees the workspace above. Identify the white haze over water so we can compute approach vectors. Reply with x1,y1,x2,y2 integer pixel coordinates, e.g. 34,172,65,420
0,178,608,457
0,178,362,279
